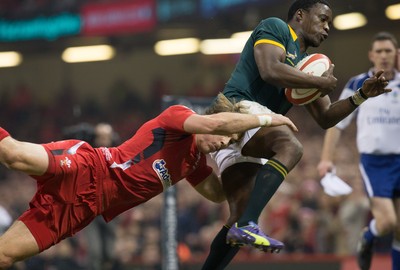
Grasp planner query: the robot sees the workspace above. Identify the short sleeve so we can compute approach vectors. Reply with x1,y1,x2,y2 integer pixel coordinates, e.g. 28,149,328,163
253,17,290,51
157,105,196,132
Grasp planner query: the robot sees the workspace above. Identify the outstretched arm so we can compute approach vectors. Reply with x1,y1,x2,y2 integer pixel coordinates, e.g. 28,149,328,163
183,112,298,135
306,70,391,129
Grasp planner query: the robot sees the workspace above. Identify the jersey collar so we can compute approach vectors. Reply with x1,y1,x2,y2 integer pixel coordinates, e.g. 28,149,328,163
288,24,298,41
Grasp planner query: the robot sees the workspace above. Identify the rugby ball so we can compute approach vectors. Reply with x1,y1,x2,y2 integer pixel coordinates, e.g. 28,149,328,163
285,53,331,105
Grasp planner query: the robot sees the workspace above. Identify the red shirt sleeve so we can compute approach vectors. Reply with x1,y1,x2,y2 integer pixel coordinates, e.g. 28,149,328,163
185,153,213,187
157,105,196,132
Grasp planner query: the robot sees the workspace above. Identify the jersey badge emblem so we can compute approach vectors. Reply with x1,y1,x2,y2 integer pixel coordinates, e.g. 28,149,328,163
286,50,297,60
60,157,72,168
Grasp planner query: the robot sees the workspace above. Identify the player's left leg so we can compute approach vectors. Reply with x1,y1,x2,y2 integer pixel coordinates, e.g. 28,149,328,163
0,220,40,269
222,162,284,252
235,126,302,231
209,114,294,253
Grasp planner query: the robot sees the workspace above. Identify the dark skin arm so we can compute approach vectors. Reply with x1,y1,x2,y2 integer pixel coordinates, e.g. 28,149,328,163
306,70,391,129
254,43,391,129
254,43,337,95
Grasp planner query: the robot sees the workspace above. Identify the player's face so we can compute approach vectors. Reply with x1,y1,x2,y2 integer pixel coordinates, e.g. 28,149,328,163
369,40,397,72
196,134,238,154
301,4,332,47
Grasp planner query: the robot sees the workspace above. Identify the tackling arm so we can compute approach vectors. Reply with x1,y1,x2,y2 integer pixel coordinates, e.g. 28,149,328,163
183,112,298,135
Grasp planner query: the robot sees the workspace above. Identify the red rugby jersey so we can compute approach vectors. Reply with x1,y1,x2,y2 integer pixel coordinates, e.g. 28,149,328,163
98,105,212,221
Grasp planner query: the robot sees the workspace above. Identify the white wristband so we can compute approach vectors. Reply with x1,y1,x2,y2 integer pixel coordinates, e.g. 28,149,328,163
351,88,368,106
257,115,272,127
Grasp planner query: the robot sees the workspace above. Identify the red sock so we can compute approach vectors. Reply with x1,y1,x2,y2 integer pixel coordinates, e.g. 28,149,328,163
0,128,10,141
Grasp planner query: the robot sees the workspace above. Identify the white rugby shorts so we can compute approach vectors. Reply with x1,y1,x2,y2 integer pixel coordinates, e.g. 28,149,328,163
210,100,272,173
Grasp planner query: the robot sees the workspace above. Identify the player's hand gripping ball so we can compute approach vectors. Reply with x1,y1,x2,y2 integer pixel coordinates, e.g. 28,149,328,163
285,53,331,105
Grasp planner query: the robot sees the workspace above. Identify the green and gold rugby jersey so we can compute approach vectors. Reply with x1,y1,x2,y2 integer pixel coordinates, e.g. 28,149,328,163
224,17,308,114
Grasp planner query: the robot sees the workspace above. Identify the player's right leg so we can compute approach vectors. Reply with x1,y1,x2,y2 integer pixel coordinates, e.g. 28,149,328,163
0,220,40,269
0,129,48,176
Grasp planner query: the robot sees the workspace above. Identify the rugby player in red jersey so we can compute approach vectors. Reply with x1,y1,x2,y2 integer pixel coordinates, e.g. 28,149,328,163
0,93,297,269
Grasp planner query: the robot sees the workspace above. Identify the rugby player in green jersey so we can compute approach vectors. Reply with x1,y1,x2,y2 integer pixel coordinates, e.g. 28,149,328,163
202,0,390,269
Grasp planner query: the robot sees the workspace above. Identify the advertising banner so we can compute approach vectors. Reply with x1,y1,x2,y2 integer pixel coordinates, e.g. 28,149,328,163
81,0,156,36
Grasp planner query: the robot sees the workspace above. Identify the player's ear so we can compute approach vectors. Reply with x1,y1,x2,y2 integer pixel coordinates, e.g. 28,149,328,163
296,9,305,22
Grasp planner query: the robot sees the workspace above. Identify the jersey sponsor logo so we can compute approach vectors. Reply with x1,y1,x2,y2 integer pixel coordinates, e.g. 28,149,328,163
152,159,172,190
60,157,72,168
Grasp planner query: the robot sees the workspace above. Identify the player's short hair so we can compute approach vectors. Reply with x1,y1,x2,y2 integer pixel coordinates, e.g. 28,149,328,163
287,0,331,21
206,93,246,115
205,93,249,140
371,32,398,49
